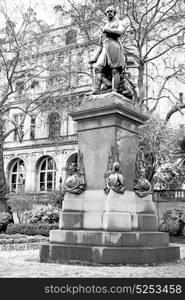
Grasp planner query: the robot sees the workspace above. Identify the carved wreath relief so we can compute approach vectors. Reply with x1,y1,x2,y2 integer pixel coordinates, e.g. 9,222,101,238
133,148,152,197
104,145,125,194
64,150,87,194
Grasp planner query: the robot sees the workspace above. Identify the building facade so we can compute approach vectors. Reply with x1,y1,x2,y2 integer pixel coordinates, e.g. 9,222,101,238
3,23,90,198
2,14,138,199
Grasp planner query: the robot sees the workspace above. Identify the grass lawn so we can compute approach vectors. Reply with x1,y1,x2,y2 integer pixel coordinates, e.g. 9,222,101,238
0,234,184,278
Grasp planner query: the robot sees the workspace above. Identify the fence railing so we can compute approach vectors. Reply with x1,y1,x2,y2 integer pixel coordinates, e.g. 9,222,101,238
153,190,185,202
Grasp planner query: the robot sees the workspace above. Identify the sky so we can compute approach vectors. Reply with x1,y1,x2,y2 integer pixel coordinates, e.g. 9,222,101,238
28,0,59,25
0,0,61,26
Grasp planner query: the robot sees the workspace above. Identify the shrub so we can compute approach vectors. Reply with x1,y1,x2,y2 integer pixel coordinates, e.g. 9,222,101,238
28,205,60,224
7,194,34,223
43,190,64,208
36,190,64,207
0,212,13,233
6,223,58,236
160,207,185,236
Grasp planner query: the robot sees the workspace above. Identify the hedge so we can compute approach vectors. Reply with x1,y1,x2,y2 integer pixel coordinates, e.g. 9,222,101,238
0,243,42,251
6,223,59,236
0,233,49,251
0,233,28,239
0,235,47,244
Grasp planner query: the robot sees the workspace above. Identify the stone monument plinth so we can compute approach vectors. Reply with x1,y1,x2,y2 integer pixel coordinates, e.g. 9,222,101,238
40,92,180,264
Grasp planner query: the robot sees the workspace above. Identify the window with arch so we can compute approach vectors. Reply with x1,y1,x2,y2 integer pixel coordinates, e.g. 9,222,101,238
65,30,77,45
15,80,24,95
13,114,24,141
48,112,61,140
30,116,36,140
39,157,56,192
10,159,26,193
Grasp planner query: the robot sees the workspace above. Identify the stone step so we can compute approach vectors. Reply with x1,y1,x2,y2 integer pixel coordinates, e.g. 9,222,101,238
40,242,180,265
49,230,169,247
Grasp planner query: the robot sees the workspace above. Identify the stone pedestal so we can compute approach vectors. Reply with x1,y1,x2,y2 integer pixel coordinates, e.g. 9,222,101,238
70,92,147,190
40,92,180,264
40,230,179,264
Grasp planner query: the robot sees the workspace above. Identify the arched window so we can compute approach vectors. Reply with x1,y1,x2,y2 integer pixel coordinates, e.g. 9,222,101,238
15,80,24,95
10,159,25,193
30,116,36,140
30,80,39,89
65,30,77,45
13,114,24,141
39,157,56,192
48,112,60,140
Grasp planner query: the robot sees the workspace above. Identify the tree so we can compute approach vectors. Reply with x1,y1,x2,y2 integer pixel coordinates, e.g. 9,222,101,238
42,46,90,112
139,115,174,180
53,0,185,188
7,193,34,223
0,1,92,210
0,4,55,210
138,115,185,187
54,0,185,119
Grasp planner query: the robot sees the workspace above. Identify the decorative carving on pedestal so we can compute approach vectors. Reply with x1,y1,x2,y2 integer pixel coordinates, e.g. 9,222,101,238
133,148,152,197
64,150,86,194
104,162,126,195
104,145,125,194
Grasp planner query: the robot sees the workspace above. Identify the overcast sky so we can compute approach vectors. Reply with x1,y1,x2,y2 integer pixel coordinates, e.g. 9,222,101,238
0,0,61,26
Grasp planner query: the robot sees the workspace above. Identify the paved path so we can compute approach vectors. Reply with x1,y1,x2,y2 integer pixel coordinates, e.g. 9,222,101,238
0,243,185,278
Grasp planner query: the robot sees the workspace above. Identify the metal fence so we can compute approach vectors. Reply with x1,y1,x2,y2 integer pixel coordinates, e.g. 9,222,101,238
153,190,185,202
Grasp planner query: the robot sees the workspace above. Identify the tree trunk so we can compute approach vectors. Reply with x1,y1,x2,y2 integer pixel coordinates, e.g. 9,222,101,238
0,128,8,212
138,62,145,107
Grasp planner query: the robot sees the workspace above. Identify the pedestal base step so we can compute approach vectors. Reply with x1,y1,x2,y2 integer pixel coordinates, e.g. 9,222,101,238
50,230,169,247
40,243,180,265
